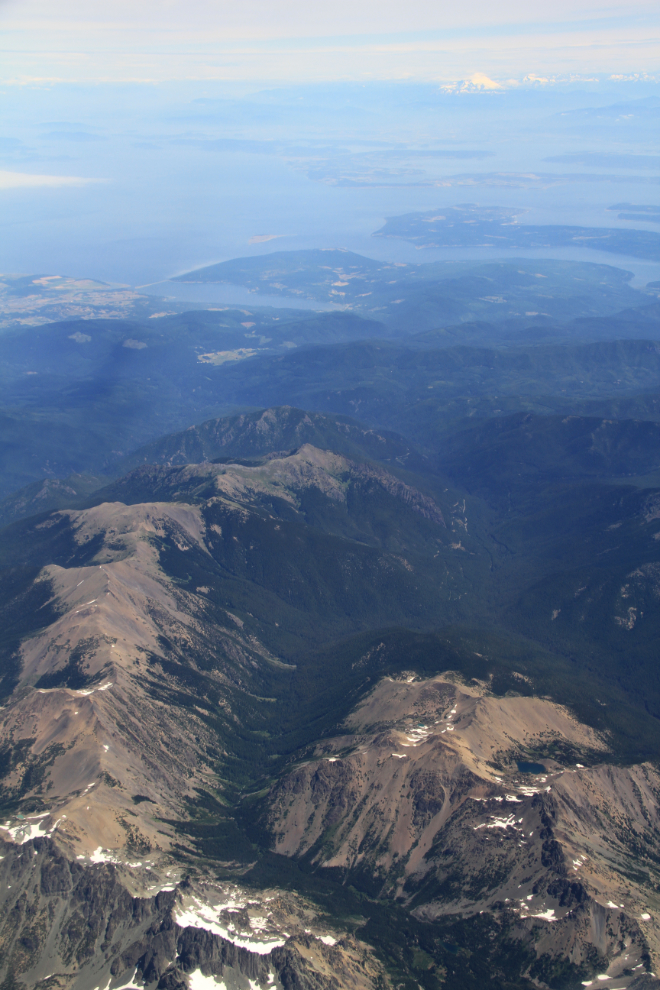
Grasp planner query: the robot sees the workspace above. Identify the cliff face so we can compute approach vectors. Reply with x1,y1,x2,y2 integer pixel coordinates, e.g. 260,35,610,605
0,839,387,990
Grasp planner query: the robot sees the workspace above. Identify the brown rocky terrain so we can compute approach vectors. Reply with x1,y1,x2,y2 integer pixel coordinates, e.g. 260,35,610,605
103,443,446,529
268,673,660,987
1,447,455,989
2,444,660,988
0,839,387,990
1,501,263,863
0,448,453,866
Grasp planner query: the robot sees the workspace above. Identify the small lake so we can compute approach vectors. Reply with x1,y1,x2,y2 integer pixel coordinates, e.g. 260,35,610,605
517,761,547,774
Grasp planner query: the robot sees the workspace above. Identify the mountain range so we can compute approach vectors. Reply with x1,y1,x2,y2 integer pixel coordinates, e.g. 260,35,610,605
3,248,660,990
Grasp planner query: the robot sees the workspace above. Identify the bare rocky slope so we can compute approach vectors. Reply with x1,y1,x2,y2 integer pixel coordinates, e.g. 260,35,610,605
0,468,413,989
1,440,660,989
0,841,387,990
268,674,660,986
0,446,461,989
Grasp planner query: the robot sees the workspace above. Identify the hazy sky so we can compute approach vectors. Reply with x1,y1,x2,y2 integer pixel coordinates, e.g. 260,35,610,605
1,0,658,84
1,0,659,287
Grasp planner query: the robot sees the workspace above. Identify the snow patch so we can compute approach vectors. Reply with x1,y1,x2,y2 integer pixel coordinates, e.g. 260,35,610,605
82,847,121,864
474,815,520,831
401,725,432,746
0,813,58,844
76,680,113,696
174,897,286,954
188,971,227,990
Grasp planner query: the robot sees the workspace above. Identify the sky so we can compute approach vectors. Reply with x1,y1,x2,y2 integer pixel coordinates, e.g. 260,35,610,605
1,0,659,84
0,1,658,289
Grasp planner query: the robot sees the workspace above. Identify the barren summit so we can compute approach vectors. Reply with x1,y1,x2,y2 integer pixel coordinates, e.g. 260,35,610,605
1,395,660,988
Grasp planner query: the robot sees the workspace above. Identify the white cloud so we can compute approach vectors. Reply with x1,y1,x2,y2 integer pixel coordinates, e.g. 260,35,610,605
0,0,656,38
0,0,658,82
248,235,284,245
0,170,100,189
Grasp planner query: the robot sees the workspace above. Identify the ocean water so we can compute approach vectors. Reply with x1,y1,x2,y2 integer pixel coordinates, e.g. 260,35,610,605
1,81,659,291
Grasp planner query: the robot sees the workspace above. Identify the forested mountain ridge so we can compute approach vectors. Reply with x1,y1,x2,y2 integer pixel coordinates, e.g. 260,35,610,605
3,250,660,990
